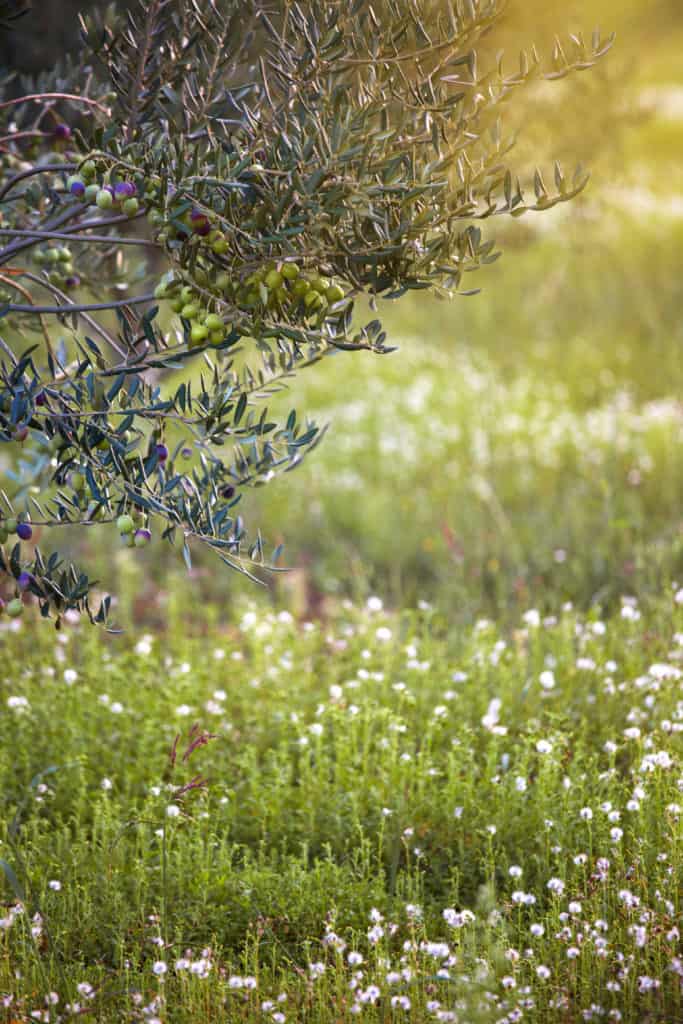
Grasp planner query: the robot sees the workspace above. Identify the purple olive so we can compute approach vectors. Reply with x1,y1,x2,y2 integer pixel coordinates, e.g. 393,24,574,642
221,484,236,500
17,571,32,590
35,391,47,407
64,276,81,289
54,124,72,140
114,181,136,200
155,443,169,462
70,180,86,197
190,209,211,236
16,522,33,541
134,528,151,548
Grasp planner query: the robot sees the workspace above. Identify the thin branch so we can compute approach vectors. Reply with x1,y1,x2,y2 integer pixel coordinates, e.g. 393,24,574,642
0,93,111,117
19,270,126,358
0,273,54,352
0,163,77,203
6,293,156,315
0,228,159,248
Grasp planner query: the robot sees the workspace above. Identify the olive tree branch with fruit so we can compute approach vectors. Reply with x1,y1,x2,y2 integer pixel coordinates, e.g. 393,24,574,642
0,0,612,628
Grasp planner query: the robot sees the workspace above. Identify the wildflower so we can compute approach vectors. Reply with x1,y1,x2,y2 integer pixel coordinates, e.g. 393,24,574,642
539,670,555,690
152,962,167,977
536,739,553,754
309,962,325,979
547,878,565,896
48,880,61,891
536,965,551,980
579,807,593,821
390,995,411,1010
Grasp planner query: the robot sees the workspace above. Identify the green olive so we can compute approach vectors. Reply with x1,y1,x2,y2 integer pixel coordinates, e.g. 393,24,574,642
180,303,199,320
190,323,209,345
311,275,330,294
292,277,311,298
264,269,283,289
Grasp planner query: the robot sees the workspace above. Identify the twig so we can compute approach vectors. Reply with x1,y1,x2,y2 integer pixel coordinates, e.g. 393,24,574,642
0,163,77,203
0,273,54,353
0,93,111,117
0,228,158,248
18,270,126,358
6,293,156,315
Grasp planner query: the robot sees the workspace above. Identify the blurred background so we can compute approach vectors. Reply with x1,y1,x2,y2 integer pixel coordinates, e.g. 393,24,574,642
2,0,682,626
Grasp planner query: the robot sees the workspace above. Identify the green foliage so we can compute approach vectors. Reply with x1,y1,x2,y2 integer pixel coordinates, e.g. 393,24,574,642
0,0,612,625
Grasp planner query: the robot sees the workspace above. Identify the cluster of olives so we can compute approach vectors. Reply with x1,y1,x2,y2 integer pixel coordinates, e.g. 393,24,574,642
66,159,161,217
235,262,346,318
154,273,228,347
117,512,151,549
154,256,347,347
32,243,80,290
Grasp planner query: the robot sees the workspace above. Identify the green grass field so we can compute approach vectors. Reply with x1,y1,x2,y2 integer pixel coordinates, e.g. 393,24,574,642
2,2,683,1020
1,591,682,1021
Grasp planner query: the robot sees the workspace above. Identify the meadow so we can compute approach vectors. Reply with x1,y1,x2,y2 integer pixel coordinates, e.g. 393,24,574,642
1,1,683,1021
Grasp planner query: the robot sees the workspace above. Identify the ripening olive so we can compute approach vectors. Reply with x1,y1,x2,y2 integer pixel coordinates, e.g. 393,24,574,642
204,313,223,331
180,286,195,304
96,189,114,210
123,197,139,217
326,284,345,303
180,303,199,320
282,263,300,280
209,329,226,346
80,160,97,180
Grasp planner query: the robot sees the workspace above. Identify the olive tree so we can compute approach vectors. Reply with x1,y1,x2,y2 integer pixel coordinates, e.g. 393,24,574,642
0,0,612,626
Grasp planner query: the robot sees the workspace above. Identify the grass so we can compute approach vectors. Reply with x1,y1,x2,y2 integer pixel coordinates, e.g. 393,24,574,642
1,589,682,1021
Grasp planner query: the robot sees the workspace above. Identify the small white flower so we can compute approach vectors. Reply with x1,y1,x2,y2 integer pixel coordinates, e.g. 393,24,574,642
152,961,167,977
48,880,61,892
